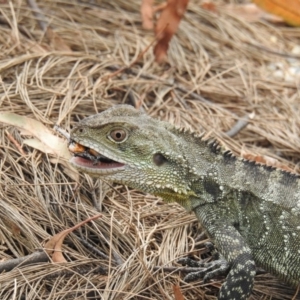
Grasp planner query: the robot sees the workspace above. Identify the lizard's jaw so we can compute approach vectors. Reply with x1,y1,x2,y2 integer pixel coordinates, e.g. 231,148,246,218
69,141,125,173
70,156,125,170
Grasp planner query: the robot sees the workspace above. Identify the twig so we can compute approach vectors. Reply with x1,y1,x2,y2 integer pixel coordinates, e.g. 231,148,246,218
245,41,300,60
292,283,300,300
0,250,49,273
44,264,108,280
27,0,48,31
111,249,124,266
224,113,254,137
77,237,116,263
153,266,204,274
121,74,137,107
5,130,26,156
54,125,70,140
0,182,77,187
175,84,211,105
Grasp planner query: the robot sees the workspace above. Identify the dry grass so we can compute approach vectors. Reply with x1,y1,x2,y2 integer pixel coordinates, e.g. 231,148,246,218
0,0,300,299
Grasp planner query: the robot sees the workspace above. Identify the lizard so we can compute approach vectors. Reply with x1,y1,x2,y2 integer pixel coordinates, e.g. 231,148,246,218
67,104,300,300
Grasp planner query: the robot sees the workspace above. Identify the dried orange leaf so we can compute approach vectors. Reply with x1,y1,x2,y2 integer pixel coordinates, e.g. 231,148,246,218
242,153,294,172
141,0,154,29
202,2,284,23
173,284,185,300
201,2,217,12
44,214,102,263
153,2,168,13
253,0,300,26
154,0,189,63
224,3,283,23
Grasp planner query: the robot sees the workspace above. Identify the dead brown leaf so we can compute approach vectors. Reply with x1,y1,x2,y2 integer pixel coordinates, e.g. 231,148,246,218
141,0,154,29
173,284,185,300
44,214,102,263
202,2,284,23
0,113,78,181
253,0,300,26
0,113,67,157
154,0,189,63
200,2,217,12
242,153,294,172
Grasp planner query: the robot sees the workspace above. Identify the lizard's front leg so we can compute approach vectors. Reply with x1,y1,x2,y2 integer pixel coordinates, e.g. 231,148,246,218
190,207,256,300
217,226,256,300
182,221,256,300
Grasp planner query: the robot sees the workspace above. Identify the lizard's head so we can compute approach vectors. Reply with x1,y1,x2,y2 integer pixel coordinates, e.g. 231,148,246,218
69,105,195,204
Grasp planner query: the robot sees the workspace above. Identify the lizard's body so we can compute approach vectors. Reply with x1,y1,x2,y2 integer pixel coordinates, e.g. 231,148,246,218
68,105,300,299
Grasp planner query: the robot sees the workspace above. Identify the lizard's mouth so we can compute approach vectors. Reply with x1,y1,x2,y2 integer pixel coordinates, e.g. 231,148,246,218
69,141,125,170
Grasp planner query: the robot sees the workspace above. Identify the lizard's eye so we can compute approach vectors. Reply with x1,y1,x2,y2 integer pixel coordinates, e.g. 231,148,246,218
108,128,128,143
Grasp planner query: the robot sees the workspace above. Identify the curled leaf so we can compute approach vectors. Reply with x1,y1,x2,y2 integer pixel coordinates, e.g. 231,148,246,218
141,0,154,29
0,113,78,181
44,214,102,263
154,0,189,62
252,0,300,26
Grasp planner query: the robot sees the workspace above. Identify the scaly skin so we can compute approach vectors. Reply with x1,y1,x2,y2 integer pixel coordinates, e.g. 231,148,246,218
69,105,300,300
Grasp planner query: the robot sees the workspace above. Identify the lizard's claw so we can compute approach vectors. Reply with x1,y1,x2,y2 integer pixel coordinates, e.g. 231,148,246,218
178,256,230,282
178,241,230,282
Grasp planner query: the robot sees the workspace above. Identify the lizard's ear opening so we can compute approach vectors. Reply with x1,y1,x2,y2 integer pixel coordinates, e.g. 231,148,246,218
153,153,167,166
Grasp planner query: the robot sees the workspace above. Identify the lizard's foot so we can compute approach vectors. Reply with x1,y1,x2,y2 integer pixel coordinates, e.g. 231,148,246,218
178,243,230,283
178,256,230,282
